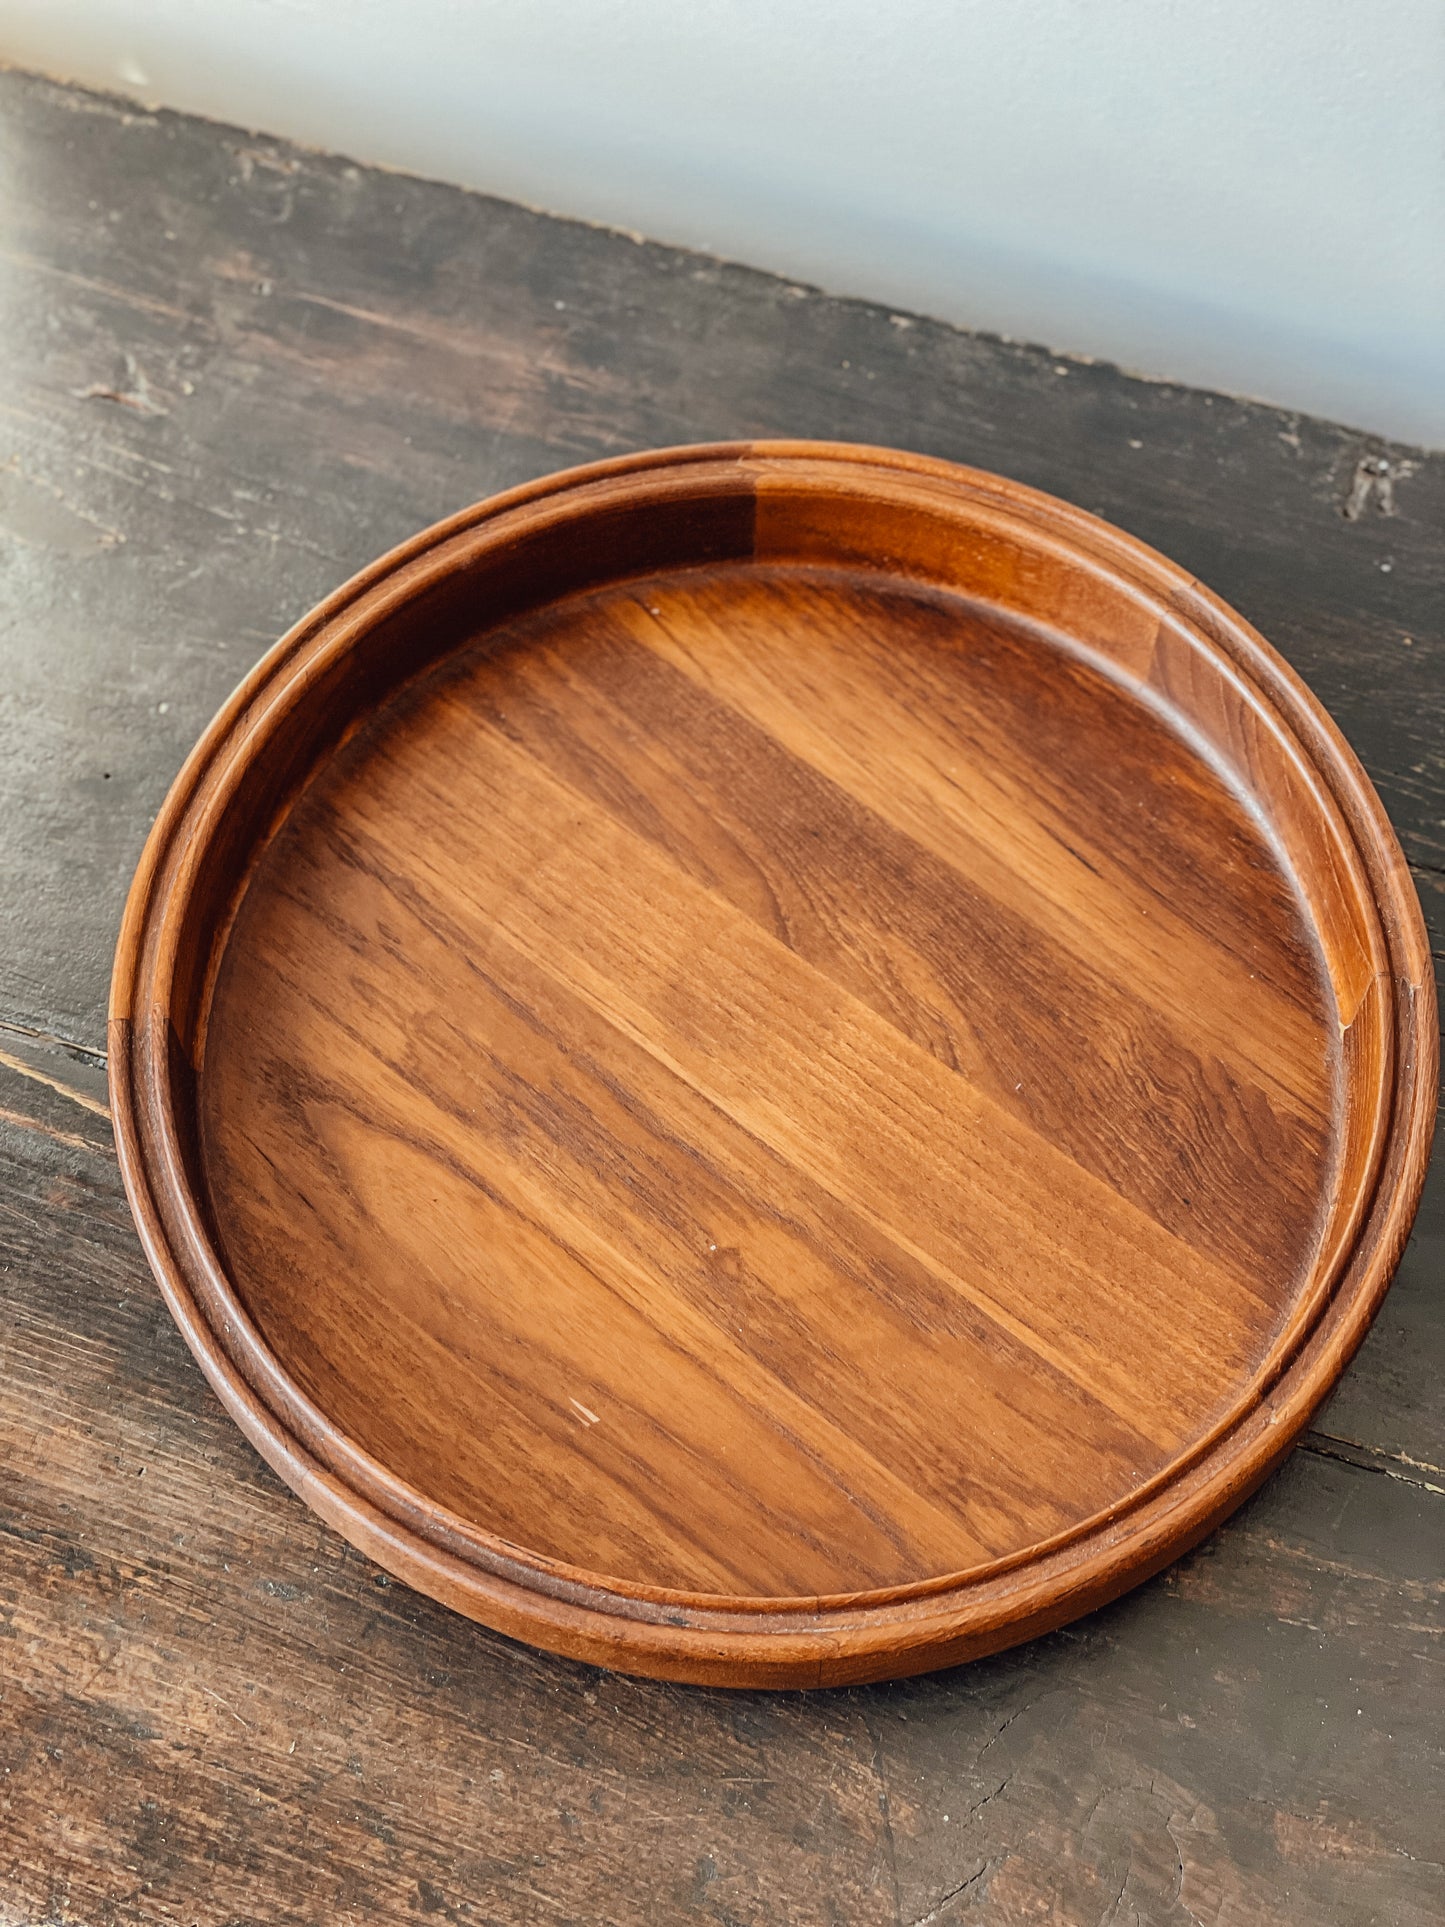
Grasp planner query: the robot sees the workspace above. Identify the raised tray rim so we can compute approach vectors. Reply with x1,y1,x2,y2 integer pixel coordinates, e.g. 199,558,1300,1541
109,441,1438,1686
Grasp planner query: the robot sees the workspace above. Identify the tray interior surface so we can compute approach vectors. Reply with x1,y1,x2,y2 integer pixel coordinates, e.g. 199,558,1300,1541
194,559,1342,1601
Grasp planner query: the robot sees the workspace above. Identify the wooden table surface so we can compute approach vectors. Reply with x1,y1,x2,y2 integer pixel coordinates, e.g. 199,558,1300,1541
0,68,1440,1926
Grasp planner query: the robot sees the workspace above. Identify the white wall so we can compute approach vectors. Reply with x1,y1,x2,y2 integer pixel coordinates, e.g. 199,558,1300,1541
3,0,1441,446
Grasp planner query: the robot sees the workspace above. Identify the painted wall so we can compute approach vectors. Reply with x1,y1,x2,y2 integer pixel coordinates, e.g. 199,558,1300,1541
2,0,1441,445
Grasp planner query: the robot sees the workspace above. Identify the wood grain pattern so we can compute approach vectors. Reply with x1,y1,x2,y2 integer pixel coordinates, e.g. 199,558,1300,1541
4,67,1444,1921
109,444,1436,1684
7,1097,1441,1926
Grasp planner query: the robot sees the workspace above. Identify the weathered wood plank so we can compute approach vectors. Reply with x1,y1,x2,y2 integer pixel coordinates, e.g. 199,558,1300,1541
1315,1114,1445,1478
1,1114,1440,1924
0,70,1441,1053
0,64,1441,1925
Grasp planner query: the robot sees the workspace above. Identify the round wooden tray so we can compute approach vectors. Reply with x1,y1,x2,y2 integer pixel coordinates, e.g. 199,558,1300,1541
111,442,1436,1688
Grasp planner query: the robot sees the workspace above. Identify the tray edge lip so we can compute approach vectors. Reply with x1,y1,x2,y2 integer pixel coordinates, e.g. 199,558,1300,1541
107,438,1440,1685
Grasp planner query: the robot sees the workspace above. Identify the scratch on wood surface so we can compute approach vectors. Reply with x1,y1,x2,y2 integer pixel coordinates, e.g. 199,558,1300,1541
0,1101,99,1153
0,1046,111,1118
0,246,194,323
285,288,573,378
198,1684,254,1731
0,456,124,551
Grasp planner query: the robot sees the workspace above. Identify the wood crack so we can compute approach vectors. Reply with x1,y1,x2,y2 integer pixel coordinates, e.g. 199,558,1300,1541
0,1045,111,1119
1300,1430,1445,1495
906,1859,994,1926
0,1015,108,1067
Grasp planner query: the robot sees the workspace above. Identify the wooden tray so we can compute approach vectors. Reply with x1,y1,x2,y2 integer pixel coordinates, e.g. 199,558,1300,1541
110,443,1436,1688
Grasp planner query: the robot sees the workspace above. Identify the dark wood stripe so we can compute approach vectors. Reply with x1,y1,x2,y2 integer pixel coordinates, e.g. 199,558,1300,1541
202,791,1168,1591
191,560,1348,1598
452,572,1334,1286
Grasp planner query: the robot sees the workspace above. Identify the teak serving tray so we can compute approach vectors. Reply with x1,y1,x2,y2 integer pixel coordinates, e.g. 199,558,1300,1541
111,443,1436,1688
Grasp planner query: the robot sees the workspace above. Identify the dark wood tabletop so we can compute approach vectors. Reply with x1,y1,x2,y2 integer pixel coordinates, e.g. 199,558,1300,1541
1,67,1440,1926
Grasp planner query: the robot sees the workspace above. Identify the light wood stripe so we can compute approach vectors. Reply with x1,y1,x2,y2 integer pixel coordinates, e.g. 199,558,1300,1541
196,563,1345,1599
